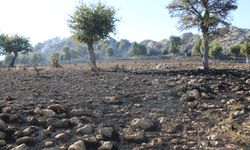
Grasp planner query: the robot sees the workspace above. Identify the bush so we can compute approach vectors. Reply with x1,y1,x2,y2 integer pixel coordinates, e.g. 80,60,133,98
50,53,61,68
209,43,222,58
240,42,250,64
230,44,241,58
192,38,202,56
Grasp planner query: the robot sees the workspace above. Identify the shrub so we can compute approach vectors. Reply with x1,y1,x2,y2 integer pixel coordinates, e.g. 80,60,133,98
50,53,61,68
209,43,222,58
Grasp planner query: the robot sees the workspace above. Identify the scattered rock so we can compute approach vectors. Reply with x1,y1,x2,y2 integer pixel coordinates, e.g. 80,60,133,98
246,79,250,85
98,127,113,139
42,109,56,118
48,104,65,114
123,129,146,142
0,119,6,130
68,140,86,150
131,118,154,130
11,143,28,150
186,89,200,99
210,133,220,141
76,125,94,135
0,131,7,140
16,136,35,146
98,141,113,150
0,139,6,146
55,133,69,141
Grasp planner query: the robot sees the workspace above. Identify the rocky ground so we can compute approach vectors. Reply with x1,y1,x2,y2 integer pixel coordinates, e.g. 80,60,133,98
0,58,250,150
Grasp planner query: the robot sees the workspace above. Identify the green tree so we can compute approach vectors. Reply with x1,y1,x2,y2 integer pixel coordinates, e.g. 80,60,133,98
17,54,30,65
169,35,181,55
62,47,72,60
230,44,241,61
0,34,32,67
240,42,250,64
167,0,237,70
68,2,118,71
129,42,147,56
105,47,114,57
31,53,45,64
192,37,202,57
209,43,222,58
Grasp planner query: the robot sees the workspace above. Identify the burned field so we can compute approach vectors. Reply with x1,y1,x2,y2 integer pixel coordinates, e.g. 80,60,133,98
0,58,250,150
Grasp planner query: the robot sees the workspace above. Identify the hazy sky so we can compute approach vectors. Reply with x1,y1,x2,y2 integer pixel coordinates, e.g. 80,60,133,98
0,0,249,45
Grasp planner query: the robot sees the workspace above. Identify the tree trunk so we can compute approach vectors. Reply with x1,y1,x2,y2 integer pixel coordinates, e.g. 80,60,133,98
202,30,209,71
87,42,97,71
246,55,249,64
9,53,18,67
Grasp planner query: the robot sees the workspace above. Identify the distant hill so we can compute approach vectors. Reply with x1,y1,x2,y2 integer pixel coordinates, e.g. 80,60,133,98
27,26,249,63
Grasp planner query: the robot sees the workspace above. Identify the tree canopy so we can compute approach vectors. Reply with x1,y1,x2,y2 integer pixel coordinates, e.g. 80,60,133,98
167,0,238,70
0,34,32,67
68,2,118,71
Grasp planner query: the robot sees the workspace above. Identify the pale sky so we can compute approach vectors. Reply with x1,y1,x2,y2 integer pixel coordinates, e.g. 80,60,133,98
0,0,249,46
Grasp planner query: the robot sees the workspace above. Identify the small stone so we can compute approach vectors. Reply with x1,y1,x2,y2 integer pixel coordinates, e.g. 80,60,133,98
98,127,113,138
105,96,118,103
227,99,236,105
171,138,179,144
0,131,7,140
68,140,86,150
71,108,84,116
44,141,53,147
42,109,56,117
70,117,81,125
0,139,7,146
232,110,244,118
210,133,220,140
16,136,34,146
124,130,145,142
186,89,200,99
158,117,167,124
131,118,154,130
46,118,68,128
55,133,68,141
246,79,250,85
4,95,16,101
0,119,6,130
48,104,65,114
76,125,94,135
11,143,28,150
98,141,113,150
222,124,232,131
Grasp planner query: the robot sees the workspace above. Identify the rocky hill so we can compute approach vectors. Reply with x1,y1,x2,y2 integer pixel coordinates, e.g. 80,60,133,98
31,26,250,59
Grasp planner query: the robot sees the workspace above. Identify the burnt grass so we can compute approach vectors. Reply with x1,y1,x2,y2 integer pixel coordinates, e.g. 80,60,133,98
0,58,250,149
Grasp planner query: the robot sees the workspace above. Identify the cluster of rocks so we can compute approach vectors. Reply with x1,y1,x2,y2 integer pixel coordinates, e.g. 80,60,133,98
0,66,249,149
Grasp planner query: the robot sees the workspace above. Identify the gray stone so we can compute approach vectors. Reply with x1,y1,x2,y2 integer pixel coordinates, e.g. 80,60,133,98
70,117,81,125
186,89,200,99
55,133,68,141
11,143,28,150
210,133,220,140
98,127,113,138
131,118,154,130
48,104,65,114
124,131,145,142
0,119,6,130
68,140,86,150
16,136,34,145
42,109,56,117
77,125,94,135
0,139,6,146
98,141,113,150
0,131,6,140
246,79,250,85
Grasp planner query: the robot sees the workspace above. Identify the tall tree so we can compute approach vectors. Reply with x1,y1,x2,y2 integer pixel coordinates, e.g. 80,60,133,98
167,0,237,70
0,34,32,67
68,2,118,71
169,35,181,55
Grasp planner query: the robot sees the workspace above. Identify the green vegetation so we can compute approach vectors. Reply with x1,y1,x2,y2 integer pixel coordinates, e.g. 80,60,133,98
0,34,32,67
167,0,238,70
230,44,241,60
68,2,118,71
50,52,60,68
192,38,202,57
240,42,250,64
209,43,223,58
169,35,181,55
129,42,147,56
